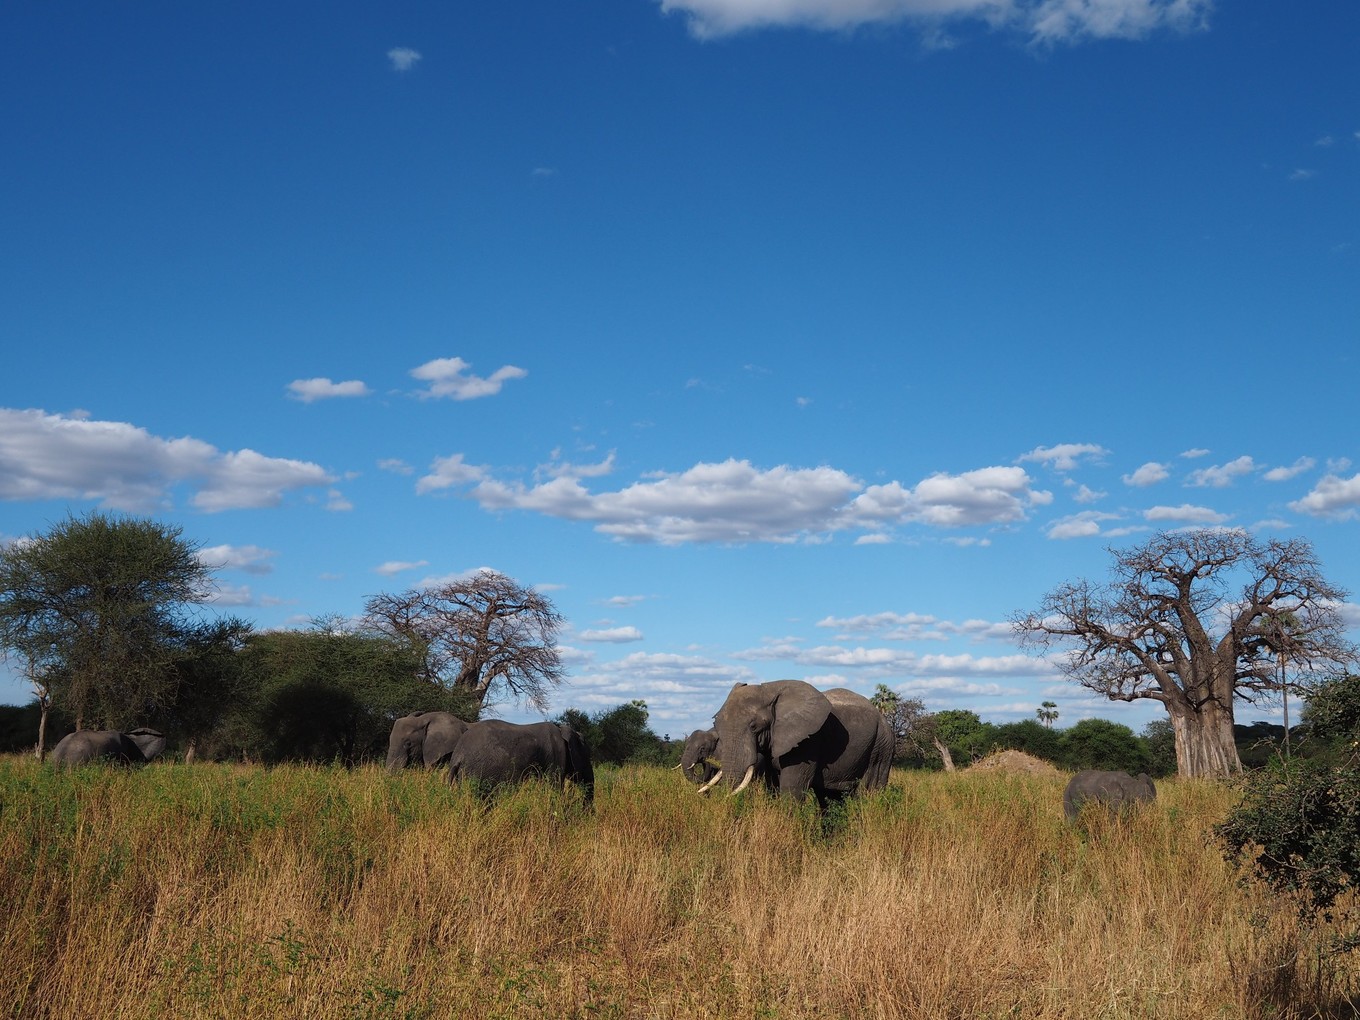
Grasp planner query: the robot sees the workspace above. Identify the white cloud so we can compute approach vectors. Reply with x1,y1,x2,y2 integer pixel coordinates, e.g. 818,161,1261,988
579,626,644,643
378,459,414,475
287,378,371,402
416,455,1049,544
658,0,1210,43
1071,484,1105,504
199,544,277,575
1180,448,1211,459
1263,457,1315,482
1017,443,1108,471
374,560,430,576
1186,455,1255,488
1046,510,1122,540
1143,504,1231,524
0,408,334,513
411,357,527,401
1289,168,1315,182
1289,473,1360,519
1123,462,1169,487
416,453,488,494
387,47,421,72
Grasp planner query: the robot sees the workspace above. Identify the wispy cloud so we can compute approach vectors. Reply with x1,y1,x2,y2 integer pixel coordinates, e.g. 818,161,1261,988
287,378,371,403
1186,455,1255,488
579,626,645,643
374,560,430,576
1017,443,1108,471
199,544,277,575
387,47,421,72
1263,457,1315,482
410,357,527,401
658,0,1211,45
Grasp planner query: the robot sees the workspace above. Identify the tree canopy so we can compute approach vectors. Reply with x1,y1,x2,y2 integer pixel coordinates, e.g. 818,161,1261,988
362,570,565,712
1014,529,1355,778
0,512,217,731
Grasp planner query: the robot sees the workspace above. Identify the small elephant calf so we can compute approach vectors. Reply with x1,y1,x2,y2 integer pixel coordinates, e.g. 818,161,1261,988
1063,769,1156,821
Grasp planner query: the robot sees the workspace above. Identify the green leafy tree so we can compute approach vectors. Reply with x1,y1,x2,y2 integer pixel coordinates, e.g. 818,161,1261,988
1015,530,1354,777
0,512,217,747
555,700,667,766
870,684,941,766
362,570,565,712
932,709,996,766
1059,718,1151,773
1218,675,1360,938
1141,719,1178,778
230,619,471,764
992,719,1063,763
1036,701,1059,728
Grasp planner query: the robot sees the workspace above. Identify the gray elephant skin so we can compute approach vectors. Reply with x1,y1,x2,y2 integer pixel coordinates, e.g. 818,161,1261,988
448,720,594,803
679,728,720,784
386,711,470,772
703,680,894,805
49,728,167,766
1063,769,1157,820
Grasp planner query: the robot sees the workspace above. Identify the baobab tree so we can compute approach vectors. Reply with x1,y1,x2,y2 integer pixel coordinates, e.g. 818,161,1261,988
363,570,565,712
1013,530,1354,778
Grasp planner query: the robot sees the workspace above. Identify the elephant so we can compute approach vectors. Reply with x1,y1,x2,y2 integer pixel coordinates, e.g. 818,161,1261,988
386,711,470,773
49,727,167,766
700,681,894,805
1063,769,1157,820
678,728,720,784
447,720,594,803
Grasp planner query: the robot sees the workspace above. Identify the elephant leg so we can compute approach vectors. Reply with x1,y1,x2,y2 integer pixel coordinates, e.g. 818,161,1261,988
776,762,816,800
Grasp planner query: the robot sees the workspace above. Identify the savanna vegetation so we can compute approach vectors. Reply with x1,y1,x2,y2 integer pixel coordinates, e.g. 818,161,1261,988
3,758,1358,1020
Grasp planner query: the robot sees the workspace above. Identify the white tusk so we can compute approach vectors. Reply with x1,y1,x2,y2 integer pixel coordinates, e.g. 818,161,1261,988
728,765,756,796
696,770,724,795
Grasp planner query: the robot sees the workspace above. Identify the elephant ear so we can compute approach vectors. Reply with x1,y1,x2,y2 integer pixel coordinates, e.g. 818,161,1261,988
769,681,832,762
128,728,167,761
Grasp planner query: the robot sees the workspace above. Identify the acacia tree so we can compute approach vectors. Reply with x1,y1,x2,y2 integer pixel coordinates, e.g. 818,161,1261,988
362,570,565,712
1013,530,1354,778
0,512,216,740
870,684,950,767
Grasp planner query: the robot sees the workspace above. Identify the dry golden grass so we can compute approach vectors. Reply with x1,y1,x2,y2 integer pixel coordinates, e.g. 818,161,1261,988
1,757,1356,1019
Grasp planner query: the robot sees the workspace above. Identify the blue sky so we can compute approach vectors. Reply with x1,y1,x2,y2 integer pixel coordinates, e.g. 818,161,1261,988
2,0,1358,741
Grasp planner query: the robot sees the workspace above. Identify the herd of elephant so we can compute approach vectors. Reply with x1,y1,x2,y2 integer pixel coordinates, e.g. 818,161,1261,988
46,678,1158,818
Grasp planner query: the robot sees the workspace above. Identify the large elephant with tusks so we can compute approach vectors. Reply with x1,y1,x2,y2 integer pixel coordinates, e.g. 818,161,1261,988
49,728,167,766
700,681,893,806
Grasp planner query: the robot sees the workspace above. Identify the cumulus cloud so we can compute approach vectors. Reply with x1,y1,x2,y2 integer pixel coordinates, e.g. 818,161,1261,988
657,0,1210,43
411,357,527,401
1186,455,1256,488
287,378,371,402
199,544,277,575
1289,473,1360,519
1123,462,1169,487
415,455,1050,545
1143,504,1231,524
374,560,430,576
416,454,488,495
815,611,1011,643
1046,510,1122,540
387,47,421,72
0,408,335,513
578,626,645,643
1017,443,1108,471
1263,457,1315,482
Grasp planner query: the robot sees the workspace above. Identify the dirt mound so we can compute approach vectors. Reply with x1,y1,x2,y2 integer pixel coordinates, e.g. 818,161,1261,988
965,749,1064,777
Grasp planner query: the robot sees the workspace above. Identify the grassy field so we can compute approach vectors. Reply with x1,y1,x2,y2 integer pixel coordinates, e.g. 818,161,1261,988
1,757,1356,1019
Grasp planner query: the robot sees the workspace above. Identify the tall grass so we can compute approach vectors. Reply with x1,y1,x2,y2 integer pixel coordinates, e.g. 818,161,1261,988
1,758,1355,1019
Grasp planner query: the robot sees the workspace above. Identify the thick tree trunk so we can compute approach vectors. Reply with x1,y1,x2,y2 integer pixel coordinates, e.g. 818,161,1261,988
1168,699,1242,777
